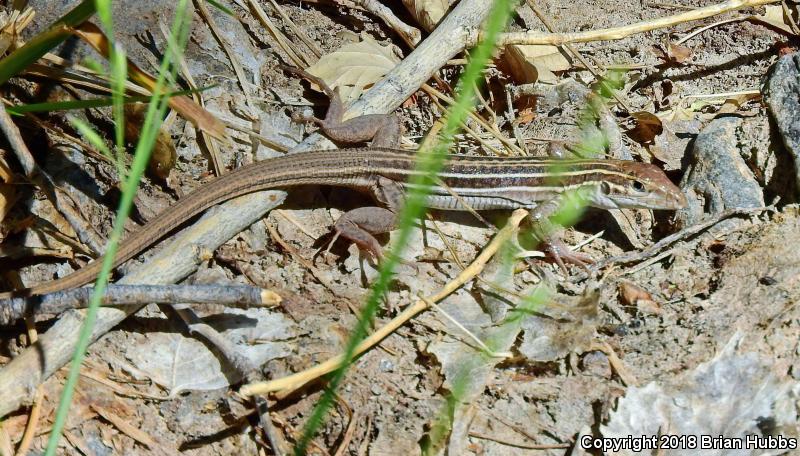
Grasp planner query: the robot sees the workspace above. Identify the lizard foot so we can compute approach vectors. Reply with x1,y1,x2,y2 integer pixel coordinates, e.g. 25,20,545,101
541,238,595,275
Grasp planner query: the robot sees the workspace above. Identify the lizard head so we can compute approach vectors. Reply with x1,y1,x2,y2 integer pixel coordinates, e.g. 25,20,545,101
585,161,687,210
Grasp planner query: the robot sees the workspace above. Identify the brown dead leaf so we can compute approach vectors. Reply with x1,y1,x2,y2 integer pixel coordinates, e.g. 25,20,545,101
625,111,663,144
124,103,176,179
305,36,400,104
515,107,536,125
667,43,693,63
718,93,761,114
748,4,800,36
73,22,227,140
0,150,17,228
402,0,449,31
619,281,662,315
504,44,571,84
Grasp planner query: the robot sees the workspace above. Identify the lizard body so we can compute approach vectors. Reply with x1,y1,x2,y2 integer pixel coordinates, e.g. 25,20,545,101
0,147,686,300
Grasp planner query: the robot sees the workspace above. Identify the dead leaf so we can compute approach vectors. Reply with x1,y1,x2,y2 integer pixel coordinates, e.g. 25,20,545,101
515,107,536,125
74,22,227,140
625,111,663,144
654,41,693,65
126,309,294,396
305,36,400,104
504,44,571,84
650,117,701,170
667,43,693,63
124,103,176,179
0,150,17,229
402,0,449,31
748,4,800,36
619,281,661,314
718,92,761,114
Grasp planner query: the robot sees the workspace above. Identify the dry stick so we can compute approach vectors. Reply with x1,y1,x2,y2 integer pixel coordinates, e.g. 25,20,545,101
193,0,256,107
0,426,11,456
239,208,528,397
36,55,151,96
422,83,524,155
674,16,744,44
0,285,280,326
504,86,526,151
467,432,570,450
0,0,498,418
266,0,323,59
589,206,769,271
245,0,308,68
0,193,287,417
14,351,43,456
525,0,633,113
164,20,225,175
0,105,106,255
492,0,779,46
426,92,507,156
166,303,258,380
1,93,111,165
355,0,422,46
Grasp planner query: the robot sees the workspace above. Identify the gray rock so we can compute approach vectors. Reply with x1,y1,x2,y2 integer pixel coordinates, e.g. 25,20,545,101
764,52,800,195
676,117,764,227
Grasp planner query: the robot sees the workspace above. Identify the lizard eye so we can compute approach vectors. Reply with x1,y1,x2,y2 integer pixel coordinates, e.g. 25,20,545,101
631,180,646,192
600,182,611,195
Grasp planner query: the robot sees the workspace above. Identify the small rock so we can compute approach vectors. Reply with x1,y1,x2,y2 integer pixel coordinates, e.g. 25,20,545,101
379,358,394,372
676,117,764,228
764,52,800,196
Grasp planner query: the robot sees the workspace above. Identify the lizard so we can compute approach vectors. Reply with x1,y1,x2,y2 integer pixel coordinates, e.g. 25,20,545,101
0,65,687,301
0,147,687,300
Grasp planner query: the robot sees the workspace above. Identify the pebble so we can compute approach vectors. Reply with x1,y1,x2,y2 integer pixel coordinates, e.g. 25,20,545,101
676,117,764,228
764,52,800,194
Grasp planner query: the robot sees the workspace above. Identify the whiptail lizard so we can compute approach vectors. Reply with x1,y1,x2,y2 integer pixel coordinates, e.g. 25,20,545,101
0,147,686,300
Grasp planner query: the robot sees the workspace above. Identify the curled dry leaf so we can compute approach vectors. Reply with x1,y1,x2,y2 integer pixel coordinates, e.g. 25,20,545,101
305,36,400,105
748,4,800,36
654,42,693,65
0,150,17,230
401,0,449,31
124,103,177,180
718,92,761,115
618,281,661,315
667,43,693,63
503,44,571,84
625,111,663,144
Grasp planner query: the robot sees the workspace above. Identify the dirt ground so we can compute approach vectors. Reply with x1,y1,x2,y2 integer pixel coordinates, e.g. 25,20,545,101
1,0,798,454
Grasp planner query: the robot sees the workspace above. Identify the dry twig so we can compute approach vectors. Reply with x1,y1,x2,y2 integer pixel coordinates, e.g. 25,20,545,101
239,209,528,397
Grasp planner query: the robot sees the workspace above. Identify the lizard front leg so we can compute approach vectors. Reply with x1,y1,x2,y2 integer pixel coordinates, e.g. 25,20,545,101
281,65,402,148
528,199,594,273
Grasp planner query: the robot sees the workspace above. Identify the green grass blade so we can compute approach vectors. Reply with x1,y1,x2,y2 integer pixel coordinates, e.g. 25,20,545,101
6,87,211,115
205,0,235,16
293,0,516,453
43,1,192,454
0,0,97,85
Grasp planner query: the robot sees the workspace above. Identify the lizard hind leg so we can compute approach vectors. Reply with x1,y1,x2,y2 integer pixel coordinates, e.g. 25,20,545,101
322,176,404,262
331,206,398,262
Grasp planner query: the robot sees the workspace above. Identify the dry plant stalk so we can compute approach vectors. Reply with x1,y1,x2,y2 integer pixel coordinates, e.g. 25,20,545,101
490,0,779,46
239,209,529,397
